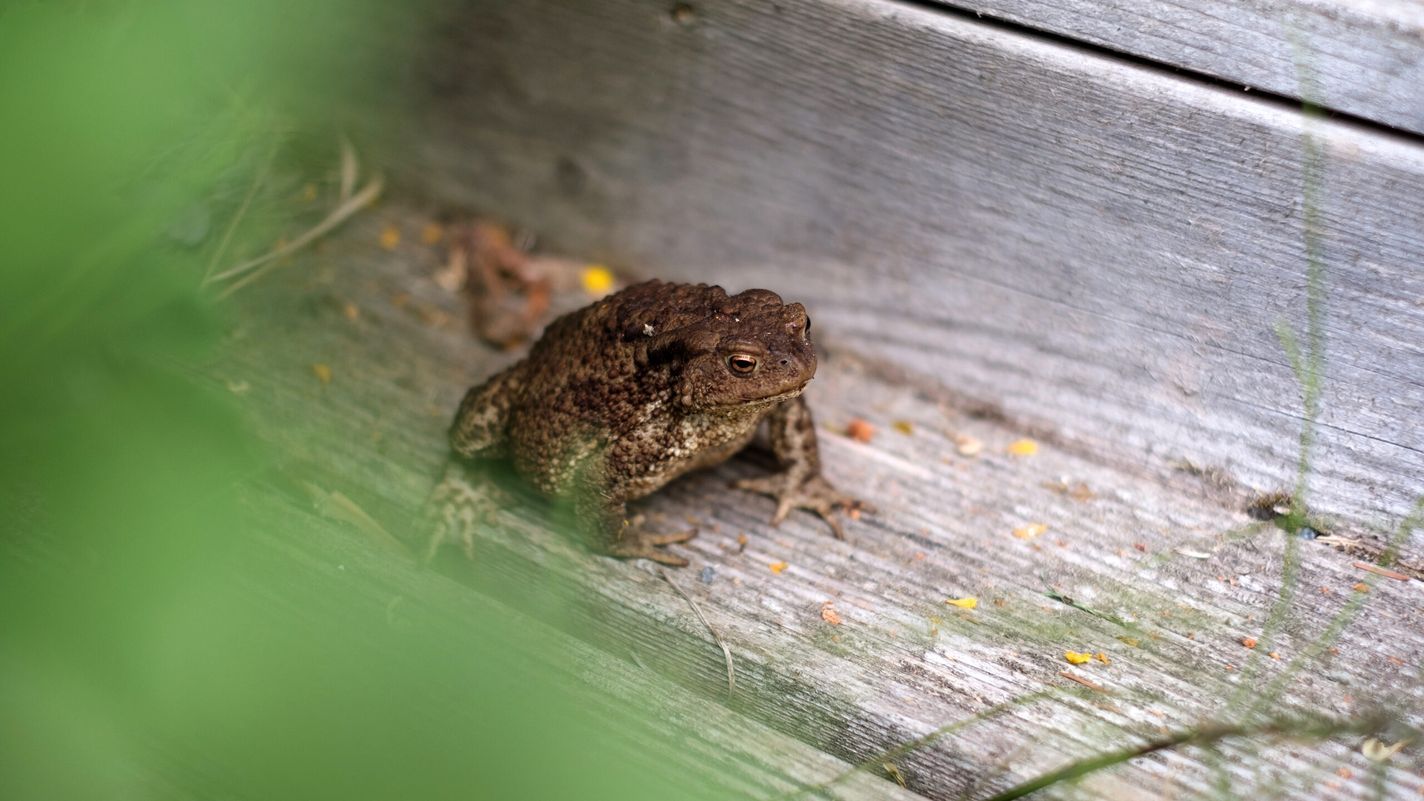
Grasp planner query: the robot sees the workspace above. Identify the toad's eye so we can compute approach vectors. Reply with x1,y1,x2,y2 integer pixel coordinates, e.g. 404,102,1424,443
727,354,759,375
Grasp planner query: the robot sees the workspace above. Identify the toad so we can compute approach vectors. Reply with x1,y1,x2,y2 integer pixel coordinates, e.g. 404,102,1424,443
429,280,864,566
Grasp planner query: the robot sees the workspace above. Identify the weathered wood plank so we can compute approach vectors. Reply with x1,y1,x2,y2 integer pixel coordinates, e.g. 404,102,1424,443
217,206,1424,799
396,0,1424,538
940,0,1424,135
241,499,924,801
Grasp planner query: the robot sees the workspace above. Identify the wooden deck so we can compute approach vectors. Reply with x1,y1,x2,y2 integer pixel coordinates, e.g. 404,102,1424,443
220,203,1423,799
216,0,1424,797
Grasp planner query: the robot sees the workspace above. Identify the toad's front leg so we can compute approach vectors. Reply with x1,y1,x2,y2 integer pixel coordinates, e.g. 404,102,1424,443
574,453,697,567
733,396,868,539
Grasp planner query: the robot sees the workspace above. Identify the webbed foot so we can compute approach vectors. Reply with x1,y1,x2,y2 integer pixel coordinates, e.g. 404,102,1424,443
733,473,870,540
606,525,698,567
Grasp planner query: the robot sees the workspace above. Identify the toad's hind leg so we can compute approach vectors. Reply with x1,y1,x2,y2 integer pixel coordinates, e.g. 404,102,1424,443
425,363,526,562
449,363,524,459
420,460,502,562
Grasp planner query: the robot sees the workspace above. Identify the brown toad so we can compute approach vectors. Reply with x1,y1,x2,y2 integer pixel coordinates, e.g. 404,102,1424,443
429,280,863,566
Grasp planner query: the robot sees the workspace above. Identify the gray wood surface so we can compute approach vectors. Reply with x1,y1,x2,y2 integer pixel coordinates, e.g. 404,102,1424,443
395,0,1424,541
945,0,1424,135
218,206,1424,799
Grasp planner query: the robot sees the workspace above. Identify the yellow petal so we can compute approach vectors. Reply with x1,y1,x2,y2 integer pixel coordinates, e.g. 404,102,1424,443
581,265,615,296
945,597,978,609
1007,438,1039,456
1012,522,1048,539
1064,651,1092,665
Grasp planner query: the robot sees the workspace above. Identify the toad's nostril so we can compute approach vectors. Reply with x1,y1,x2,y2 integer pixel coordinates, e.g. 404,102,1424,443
779,358,789,366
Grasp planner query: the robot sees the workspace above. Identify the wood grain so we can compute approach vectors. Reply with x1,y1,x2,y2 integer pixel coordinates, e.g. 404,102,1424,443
944,0,1424,135
394,0,1424,539
217,206,1424,799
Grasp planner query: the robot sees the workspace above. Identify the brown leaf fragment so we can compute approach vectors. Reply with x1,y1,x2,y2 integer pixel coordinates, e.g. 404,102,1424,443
1241,637,1258,649
846,419,875,442
820,601,843,626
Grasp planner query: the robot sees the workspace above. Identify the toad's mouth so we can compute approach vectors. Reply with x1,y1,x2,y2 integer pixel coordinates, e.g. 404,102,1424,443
715,382,809,410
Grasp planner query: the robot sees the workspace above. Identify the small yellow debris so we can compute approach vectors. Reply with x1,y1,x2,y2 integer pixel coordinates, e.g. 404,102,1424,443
945,597,978,609
1268,651,1281,660
420,222,445,245
954,434,983,457
892,420,914,435
1064,651,1093,665
378,224,401,251
300,183,318,202
1241,636,1258,649
1007,438,1039,456
1352,582,1370,593
820,601,843,625
311,363,333,385
1095,652,1110,664
769,561,788,575
1012,522,1048,540
343,302,360,321
580,264,616,296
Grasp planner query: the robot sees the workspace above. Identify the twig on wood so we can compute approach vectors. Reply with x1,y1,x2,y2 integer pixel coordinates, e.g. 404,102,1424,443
213,176,383,297
978,711,1393,801
1058,671,1106,693
659,568,735,701
204,142,276,283
1350,561,1410,581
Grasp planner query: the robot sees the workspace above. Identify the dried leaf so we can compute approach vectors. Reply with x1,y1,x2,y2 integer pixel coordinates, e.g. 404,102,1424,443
1362,737,1409,762
820,601,843,625
1241,637,1258,649
883,763,907,788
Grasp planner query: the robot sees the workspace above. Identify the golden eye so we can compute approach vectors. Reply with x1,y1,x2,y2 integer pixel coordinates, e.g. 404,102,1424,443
727,354,758,375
